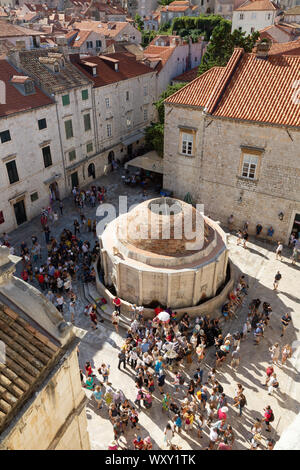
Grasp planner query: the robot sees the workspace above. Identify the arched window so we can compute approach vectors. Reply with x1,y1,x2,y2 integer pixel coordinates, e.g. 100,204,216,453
88,162,95,179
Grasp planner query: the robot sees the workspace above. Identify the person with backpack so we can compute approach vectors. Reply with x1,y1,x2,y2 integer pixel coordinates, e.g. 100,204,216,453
233,393,247,416
263,406,274,432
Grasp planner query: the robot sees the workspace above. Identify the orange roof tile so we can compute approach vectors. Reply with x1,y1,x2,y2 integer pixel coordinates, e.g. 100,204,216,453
165,66,225,107
144,45,175,67
166,49,300,128
0,60,53,118
236,0,278,11
172,65,201,83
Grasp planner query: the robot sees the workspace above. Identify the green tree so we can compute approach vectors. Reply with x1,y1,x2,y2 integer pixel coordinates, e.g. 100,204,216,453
158,0,174,5
198,21,259,75
134,13,144,31
145,83,186,156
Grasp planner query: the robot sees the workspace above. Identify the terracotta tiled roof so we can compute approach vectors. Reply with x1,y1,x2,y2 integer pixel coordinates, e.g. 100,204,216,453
166,49,300,128
165,66,225,107
71,20,130,39
0,20,41,38
235,0,278,11
144,45,175,67
71,52,154,87
70,29,92,47
18,49,92,94
0,302,59,432
267,39,300,56
172,65,200,83
285,6,300,15
0,59,53,117
161,0,193,11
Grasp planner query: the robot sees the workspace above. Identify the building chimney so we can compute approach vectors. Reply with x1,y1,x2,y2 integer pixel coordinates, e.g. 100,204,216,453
255,39,271,59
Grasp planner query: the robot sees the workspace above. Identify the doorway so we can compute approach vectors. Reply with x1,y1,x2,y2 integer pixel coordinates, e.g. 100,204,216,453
108,150,115,164
14,200,27,226
127,144,133,159
71,171,79,188
291,213,300,240
88,163,96,179
49,181,60,201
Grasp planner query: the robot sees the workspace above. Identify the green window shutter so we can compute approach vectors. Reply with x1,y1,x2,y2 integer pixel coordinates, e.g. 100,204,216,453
82,89,88,100
62,94,70,106
69,150,76,161
86,142,93,153
84,113,91,131
65,120,73,139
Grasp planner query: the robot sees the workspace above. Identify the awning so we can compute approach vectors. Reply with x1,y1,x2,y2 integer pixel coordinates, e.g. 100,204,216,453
125,151,163,174
121,130,145,147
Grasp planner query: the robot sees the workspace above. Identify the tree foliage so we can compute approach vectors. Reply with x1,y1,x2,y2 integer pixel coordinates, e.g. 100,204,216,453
144,83,186,157
198,22,259,75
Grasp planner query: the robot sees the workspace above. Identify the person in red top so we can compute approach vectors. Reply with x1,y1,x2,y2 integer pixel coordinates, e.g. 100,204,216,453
38,273,45,290
90,309,98,330
133,435,144,450
85,361,93,377
263,406,274,432
265,365,274,386
113,297,121,314
21,270,28,282
154,306,163,316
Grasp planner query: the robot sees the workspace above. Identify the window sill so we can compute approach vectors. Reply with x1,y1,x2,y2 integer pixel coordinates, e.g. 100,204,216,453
179,152,195,158
237,176,258,183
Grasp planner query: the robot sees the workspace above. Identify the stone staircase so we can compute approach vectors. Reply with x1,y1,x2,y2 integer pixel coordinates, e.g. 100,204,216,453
83,282,131,331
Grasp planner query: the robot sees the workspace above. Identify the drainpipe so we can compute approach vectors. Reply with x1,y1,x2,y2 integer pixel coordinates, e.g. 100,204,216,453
55,99,68,195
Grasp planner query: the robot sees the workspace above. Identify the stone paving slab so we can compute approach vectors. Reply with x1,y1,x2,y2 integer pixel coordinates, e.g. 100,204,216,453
5,170,300,450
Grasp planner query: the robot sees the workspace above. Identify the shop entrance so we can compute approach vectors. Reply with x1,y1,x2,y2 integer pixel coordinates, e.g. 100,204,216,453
291,213,300,240
49,181,60,201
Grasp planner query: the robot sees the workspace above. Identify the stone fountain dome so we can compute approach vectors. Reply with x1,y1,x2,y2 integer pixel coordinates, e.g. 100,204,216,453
116,197,213,257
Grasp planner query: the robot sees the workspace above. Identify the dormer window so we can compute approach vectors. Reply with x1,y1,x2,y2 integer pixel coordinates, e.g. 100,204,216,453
54,62,60,73
11,76,35,96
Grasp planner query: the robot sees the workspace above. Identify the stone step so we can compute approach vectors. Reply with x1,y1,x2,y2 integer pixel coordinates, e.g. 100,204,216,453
83,283,130,331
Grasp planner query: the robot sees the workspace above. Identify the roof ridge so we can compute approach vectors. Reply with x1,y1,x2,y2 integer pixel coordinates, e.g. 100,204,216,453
204,48,244,115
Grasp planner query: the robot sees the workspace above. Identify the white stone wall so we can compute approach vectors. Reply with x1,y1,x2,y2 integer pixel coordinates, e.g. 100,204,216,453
1,347,90,450
0,103,65,233
232,9,276,34
156,42,205,96
164,104,300,244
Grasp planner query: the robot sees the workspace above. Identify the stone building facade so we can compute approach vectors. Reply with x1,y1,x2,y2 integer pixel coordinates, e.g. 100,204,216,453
163,48,300,245
0,246,90,450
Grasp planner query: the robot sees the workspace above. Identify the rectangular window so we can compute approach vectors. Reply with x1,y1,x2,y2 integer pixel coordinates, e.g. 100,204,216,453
181,132,193,156
30,192,39,202
105,97,110,108
87,142,93,153
144,108,148,121
42,145,52,168
69,150,76,161
6,160,19,184
62,94,70,106
82,89,88,100
107,123,112,137
0,130,11,143
126,117,131,128
143,86,148,96
239,13,244,19
65,119,73,139
126,91,129,101
38,118,47,130
84,113,91,132
86,41,93,49
241,154,258,179
96,40,102,48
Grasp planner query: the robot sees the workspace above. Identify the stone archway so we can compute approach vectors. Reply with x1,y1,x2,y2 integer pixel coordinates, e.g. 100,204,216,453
88,162,96,179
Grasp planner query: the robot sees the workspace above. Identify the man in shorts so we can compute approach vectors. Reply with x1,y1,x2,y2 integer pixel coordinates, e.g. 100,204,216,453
273,271,282,291
276,241,283,261
281,312,291,337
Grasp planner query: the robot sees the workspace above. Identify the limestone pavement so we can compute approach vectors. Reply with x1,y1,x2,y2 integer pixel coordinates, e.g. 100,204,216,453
6,169,300,451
